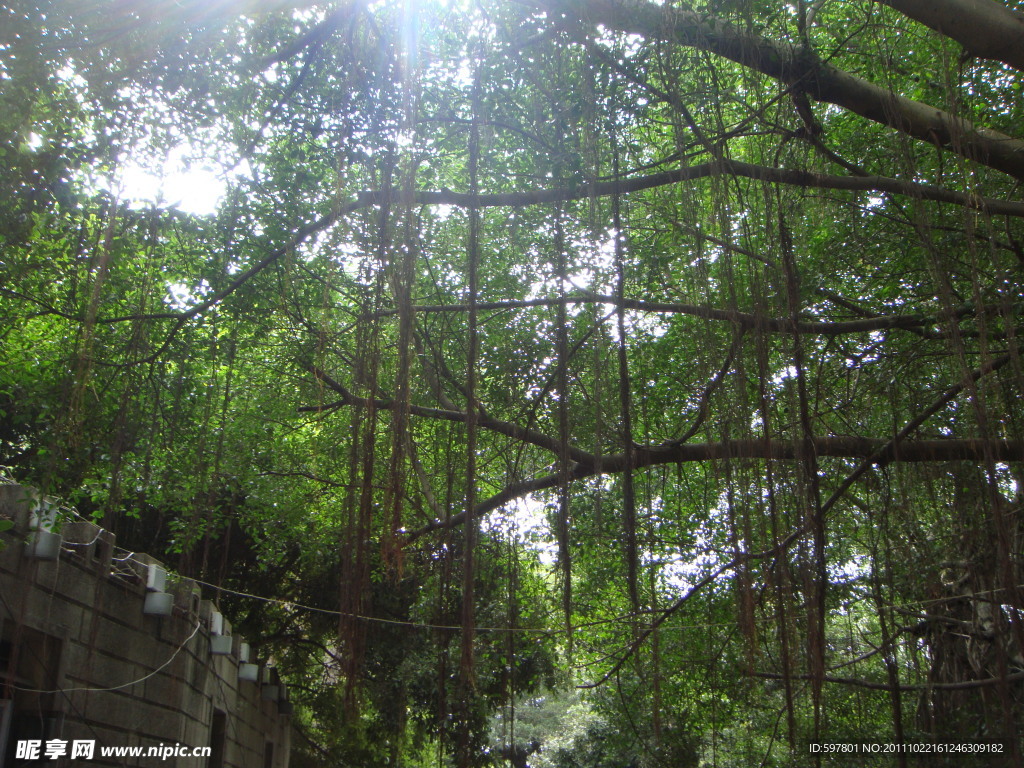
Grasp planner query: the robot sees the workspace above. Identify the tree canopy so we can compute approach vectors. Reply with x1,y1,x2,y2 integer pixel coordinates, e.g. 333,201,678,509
3,0,1024,764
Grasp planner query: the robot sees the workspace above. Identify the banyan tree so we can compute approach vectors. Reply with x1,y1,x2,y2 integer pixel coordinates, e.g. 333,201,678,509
3,0,1024,764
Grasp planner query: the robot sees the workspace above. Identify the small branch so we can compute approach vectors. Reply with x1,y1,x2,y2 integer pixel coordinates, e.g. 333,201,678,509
819,353,1012,516
578,562,733,689
669,327,745,445
302,364,596,466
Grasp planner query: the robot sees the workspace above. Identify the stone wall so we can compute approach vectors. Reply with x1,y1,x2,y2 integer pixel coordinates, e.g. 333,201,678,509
0,484,291,767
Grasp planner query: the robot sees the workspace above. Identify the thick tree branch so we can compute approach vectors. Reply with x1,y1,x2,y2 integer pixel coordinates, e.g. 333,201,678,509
366,293,1010,339
64,166,1024,347
360,160,1024,215
878,0,1024,72
536,0,1024,179
87,167,1021,369
407,436,1024,539
750,669,1024,691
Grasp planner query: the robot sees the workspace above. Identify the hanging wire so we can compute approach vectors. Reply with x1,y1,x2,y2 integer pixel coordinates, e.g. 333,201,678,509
11,622,202,695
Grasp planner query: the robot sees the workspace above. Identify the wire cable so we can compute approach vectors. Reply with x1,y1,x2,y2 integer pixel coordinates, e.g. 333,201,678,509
12,621,202,695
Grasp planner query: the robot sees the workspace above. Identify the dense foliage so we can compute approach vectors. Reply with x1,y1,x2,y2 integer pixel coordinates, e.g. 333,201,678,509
4,0,1024,765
